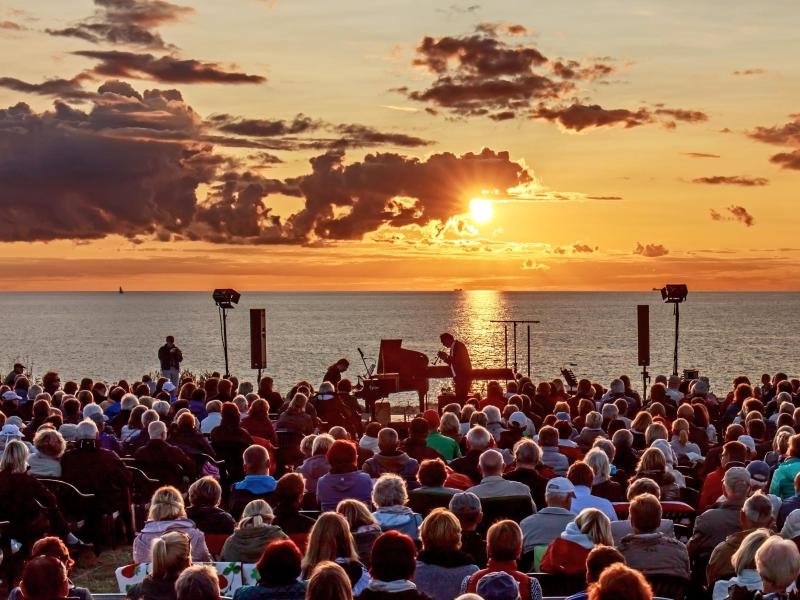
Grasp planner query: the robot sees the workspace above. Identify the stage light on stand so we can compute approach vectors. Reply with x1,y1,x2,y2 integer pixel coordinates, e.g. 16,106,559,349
212,288,240,377
659,284,688,376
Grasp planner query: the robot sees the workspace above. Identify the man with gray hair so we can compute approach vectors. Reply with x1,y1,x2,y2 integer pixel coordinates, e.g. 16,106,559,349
519,477,576,570
362,427,419,481
133,420,196,488
688,466,752,560
451,425,493,485
467,449,534,506
706,491,775,585
449,491,487,568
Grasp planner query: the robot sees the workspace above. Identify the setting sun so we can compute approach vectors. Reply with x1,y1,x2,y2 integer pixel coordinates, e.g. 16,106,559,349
469,199,494,224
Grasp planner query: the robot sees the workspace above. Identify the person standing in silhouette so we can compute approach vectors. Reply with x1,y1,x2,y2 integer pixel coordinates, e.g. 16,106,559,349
158,336,183,387
437,332,472,404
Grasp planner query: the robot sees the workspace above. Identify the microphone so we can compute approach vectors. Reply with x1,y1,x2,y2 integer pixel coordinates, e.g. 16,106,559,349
358,347,365,358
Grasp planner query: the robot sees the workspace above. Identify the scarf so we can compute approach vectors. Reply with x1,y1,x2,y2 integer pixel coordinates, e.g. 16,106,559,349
417,548,475,568
367,579,417,593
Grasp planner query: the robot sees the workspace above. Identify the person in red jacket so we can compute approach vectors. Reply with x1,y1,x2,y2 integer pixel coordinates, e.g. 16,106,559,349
698,440,747,510
540,508,614,576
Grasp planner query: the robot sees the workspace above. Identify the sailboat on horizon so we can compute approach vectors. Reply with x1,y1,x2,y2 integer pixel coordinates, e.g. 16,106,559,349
119,286,124,294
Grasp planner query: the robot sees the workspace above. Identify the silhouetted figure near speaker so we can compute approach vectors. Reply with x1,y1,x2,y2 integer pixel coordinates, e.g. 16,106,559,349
158,335,183,387
323,358,349,387
437,332,472,404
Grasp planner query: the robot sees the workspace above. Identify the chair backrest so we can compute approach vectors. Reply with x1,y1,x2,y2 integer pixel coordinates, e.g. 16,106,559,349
645,573,689,600
478,496,534,534
408,490,454,516
211,441,250,483
38,478,95,523
115,562,257,595
205,532,230,557
125,466,160,503
528,572,584,597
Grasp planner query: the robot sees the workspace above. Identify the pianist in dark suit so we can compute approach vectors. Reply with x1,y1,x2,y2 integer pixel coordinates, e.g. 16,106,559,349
323,358,349,387
437,333,473,404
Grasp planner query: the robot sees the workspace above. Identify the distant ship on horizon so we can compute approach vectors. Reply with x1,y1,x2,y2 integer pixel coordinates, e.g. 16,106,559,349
119,286,124,294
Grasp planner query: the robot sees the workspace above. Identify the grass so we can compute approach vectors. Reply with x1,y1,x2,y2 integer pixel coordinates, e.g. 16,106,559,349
72,547,132,593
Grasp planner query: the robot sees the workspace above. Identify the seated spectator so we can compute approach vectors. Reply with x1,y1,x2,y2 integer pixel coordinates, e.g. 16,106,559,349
754,536,800,598
587,563,652,600
200,400,223,435
585,448,624,502
302,512,370,594
537,425,569,476
483,406,507,442
233,539,306,600
168,411,215,464
372,473,423,539
23,399,52,441
318,440,374,511
230,444,277,520
449,492,487,568
502,439,551,510
28,427,65,477
401,417,442,463
307,561,354,600
467,449,534,509
415,508,479,600
84,402,123,454
126,531,191,600
564,545,626,600
460,520,543,600
220,499,287,563
700,440,748,510
616,493,689,579
669,418,702,460
175,564,220,600
649,438,686,488
133,485,211,563
135,420,197,488
498,411,528,451
427,411,462,461
363,428,419,481
124,408,158,455
297,433,333,494
777,471,800,530
211,401,253,447
188,388,208,421
610,478,674,544
771,433,800,500
541,507,613,576
688,466,752,561
272,472,316,551
358,531,430,600
707,492,774,585
122,405,147,442
520,476,576,569
241,398,277,446
711,528,770,600
568,461,617,522
18,556,70,600
277,393,315,435
630,447,680,502
475,572,522,600
576,411,607,452
186,476,235,535
410,458,459,510
338,499,382,566
8,536,91,600
451,426,493,485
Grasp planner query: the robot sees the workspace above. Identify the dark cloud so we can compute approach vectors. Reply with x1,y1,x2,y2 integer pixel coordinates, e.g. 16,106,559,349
692,175,768,186
402,26,706,131
747,115,800,170
634,242,669,257
46,0,193,50
74,50,265,84
0,82,527,246
522,258,549,270
770,150,800,170
585,195,622,200
0,74,93,99
211,114,320,137
681,152,720,159
572,244,596,253
710,206,754,227
732,69,766,76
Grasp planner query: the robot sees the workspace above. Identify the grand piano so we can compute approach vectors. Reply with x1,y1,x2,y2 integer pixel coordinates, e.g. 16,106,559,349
357,339,515,415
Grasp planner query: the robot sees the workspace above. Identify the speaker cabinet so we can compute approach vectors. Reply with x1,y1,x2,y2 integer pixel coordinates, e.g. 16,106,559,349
250,309,267,369
637,304,650,367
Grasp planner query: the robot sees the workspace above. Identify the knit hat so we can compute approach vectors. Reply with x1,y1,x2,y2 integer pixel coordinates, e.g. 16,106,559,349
476,572,521,600
327,440,357,470
422,409,440,430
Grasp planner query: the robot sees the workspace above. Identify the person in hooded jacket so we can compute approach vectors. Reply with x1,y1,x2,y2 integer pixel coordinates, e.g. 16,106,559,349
220,499,288,563
363,428,419,482
318,440,374,511
540,508,613,576
296,433,333,494
133,486,211,563
371,474,423,540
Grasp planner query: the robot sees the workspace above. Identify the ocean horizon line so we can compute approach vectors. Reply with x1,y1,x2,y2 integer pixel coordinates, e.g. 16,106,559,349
5,289,800,294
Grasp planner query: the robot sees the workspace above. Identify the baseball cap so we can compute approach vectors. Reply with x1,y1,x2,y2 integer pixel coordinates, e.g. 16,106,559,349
747,460,770,486
509,411,527,428
1,390,21,401
555,411,571,422
476,572,520,600
545,476,575,496
162,381,177,393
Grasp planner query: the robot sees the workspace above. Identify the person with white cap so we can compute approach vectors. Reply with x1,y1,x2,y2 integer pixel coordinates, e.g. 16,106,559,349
519,477,577,570
0,422,26,453
498,411,529,450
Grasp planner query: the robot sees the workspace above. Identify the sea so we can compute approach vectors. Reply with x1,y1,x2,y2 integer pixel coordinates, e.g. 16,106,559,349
0,292,796,400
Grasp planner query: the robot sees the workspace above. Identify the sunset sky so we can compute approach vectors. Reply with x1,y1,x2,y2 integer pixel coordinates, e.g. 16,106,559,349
1,0,798,290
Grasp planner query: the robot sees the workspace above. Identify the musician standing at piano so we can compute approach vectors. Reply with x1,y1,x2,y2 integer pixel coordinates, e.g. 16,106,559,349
437,332,472,404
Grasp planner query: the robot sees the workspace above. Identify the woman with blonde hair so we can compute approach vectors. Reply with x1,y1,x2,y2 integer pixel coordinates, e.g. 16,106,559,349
337,499,381,566
540,508,613,575
302,512,369,594
585,447,624,502
305,561,353,600
127,531,191,600
414,508,478,600
669,418,701,460
711,528,770,600
133,486,211,563
644,422,669,447
630,448,680,501
220,499,287,563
